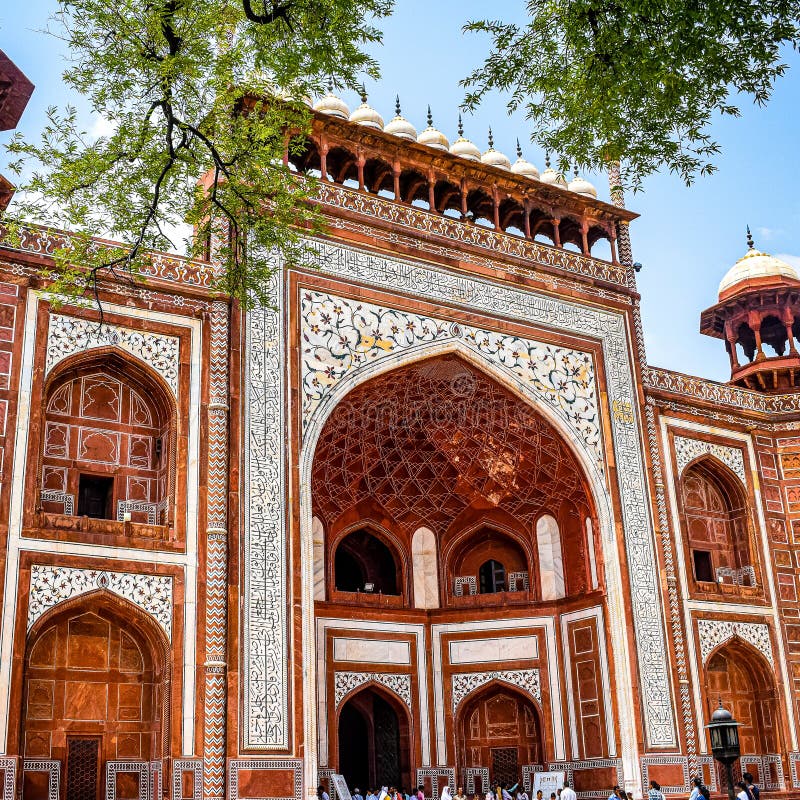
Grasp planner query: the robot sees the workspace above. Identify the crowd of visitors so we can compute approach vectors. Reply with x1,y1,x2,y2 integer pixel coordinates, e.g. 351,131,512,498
322,769,761,800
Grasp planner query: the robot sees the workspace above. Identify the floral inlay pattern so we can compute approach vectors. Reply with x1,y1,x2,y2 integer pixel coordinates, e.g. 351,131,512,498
697,619,773,665
46,313,180,396
673,435,746,483
333,671,412,709
451,669,541,711
28,564,173,639
301,291,602,470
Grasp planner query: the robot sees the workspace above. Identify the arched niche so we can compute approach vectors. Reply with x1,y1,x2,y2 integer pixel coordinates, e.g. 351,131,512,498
38,349,176,527
679,456,755,588
332,526,403,598
536,514,564,600
21,591,170,778
704,639,782,755
336,684,412,791
457,683,543,781
411,527,439,609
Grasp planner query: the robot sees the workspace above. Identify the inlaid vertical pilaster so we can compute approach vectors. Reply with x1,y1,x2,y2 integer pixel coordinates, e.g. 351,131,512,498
203,300,230,800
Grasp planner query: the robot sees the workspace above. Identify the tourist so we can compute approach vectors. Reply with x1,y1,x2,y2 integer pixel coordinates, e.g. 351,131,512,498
417,786,426,800
454,787,466,800
648,783,664,800
318,787,330,800
608,785,622,800
743,773,760,800
735,782,752,800
536,791,543,800
561,780,576,800
485,788,494,800
502,785,513,800
517,786,529,800
366,789,376,800
442,786,453,800
354,789,363,800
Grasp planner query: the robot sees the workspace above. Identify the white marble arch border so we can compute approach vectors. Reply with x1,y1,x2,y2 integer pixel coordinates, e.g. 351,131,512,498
300,339,635,784
0,292,202,756
659,415,798,753
293,235,673,749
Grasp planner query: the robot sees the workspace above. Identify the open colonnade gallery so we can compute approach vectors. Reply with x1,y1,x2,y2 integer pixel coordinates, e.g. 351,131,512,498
3,54,800,800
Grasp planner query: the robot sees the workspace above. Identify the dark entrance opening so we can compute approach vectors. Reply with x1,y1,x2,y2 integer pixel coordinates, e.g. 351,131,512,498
77,474,114,519
337,687,410,790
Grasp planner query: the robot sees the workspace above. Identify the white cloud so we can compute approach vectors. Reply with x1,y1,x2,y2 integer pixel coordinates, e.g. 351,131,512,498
756,226,782,241
90,115,117,140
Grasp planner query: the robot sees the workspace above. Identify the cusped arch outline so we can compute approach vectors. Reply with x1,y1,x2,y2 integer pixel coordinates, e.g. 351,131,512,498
334,672,413,712
452,673,543,718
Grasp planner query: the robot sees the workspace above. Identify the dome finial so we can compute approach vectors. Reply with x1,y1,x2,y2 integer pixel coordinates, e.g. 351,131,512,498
516,138,522,159
359,84,367,104
427,105,433,127
574,163,579,177
545,151,551,168
747,225,755,249
395,95,401,117
488,127,494,148
458,114,464,137
327,77,334,93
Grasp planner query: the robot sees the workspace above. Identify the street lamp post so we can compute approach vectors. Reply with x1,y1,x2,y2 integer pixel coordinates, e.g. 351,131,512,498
706,703,741,800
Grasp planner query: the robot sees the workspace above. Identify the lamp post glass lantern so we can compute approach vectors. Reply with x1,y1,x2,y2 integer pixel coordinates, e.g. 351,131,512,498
706,703,741,800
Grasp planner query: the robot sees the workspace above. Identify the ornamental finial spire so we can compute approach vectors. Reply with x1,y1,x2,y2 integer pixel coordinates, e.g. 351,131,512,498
458,114,464,137
488,127,494,148
427,105,433,127
359,85,367,104
545,151,551,168
516,138,522,159
395,95,401,117
747,225,755,249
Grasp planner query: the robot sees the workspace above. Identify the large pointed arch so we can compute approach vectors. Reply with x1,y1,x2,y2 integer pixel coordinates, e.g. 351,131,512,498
299,343,631,773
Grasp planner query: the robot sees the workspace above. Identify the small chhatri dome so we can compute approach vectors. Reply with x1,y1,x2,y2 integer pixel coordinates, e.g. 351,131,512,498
449,114,481,161
384,95,417,141
510,139,540,179
348,88,384,130
313,81,350,119
718,227,799,299
481,128,511,170
710,703,734,723
539,152,567,188
568,165,597,198
416,106,450,151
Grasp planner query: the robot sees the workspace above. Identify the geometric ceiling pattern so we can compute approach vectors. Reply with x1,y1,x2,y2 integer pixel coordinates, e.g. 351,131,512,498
312,355,593,536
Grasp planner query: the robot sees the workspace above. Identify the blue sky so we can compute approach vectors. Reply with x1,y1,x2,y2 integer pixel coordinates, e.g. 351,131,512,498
2,0,800,383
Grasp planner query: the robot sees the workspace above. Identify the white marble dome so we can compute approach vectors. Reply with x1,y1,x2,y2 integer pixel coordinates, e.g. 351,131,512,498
313,89,350,119
384,97,417,141
416,107,449,151
450,117,480,160
539,155,567,188
511,141,540,179
568,171,597,198
719,244,799,297
481,130,510,170
349,95,384,130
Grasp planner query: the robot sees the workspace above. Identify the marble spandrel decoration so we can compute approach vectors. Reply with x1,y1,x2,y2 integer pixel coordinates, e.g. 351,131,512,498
451,669,541,712
673,435,746,483
697,619,773,665
46,313,180,396
301,290,602,471
27,564,173,639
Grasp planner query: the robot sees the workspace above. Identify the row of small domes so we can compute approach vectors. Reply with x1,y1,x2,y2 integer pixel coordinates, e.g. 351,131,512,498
313,90,598,199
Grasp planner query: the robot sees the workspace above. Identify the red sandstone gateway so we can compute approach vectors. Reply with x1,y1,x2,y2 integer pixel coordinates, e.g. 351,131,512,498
0,60,798,800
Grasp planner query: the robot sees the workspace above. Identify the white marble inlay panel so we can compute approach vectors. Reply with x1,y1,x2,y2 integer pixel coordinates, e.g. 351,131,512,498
333,637,411,665
449,636,539,664
673,435,746,483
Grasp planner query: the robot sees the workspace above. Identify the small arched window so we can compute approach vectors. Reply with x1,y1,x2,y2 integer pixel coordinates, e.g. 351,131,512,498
479,559,506,594
334,528,400,596
40,356,174,526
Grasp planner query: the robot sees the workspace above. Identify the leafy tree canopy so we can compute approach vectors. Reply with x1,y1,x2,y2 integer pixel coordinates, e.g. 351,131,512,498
6,0,391,307
462,0,800,190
